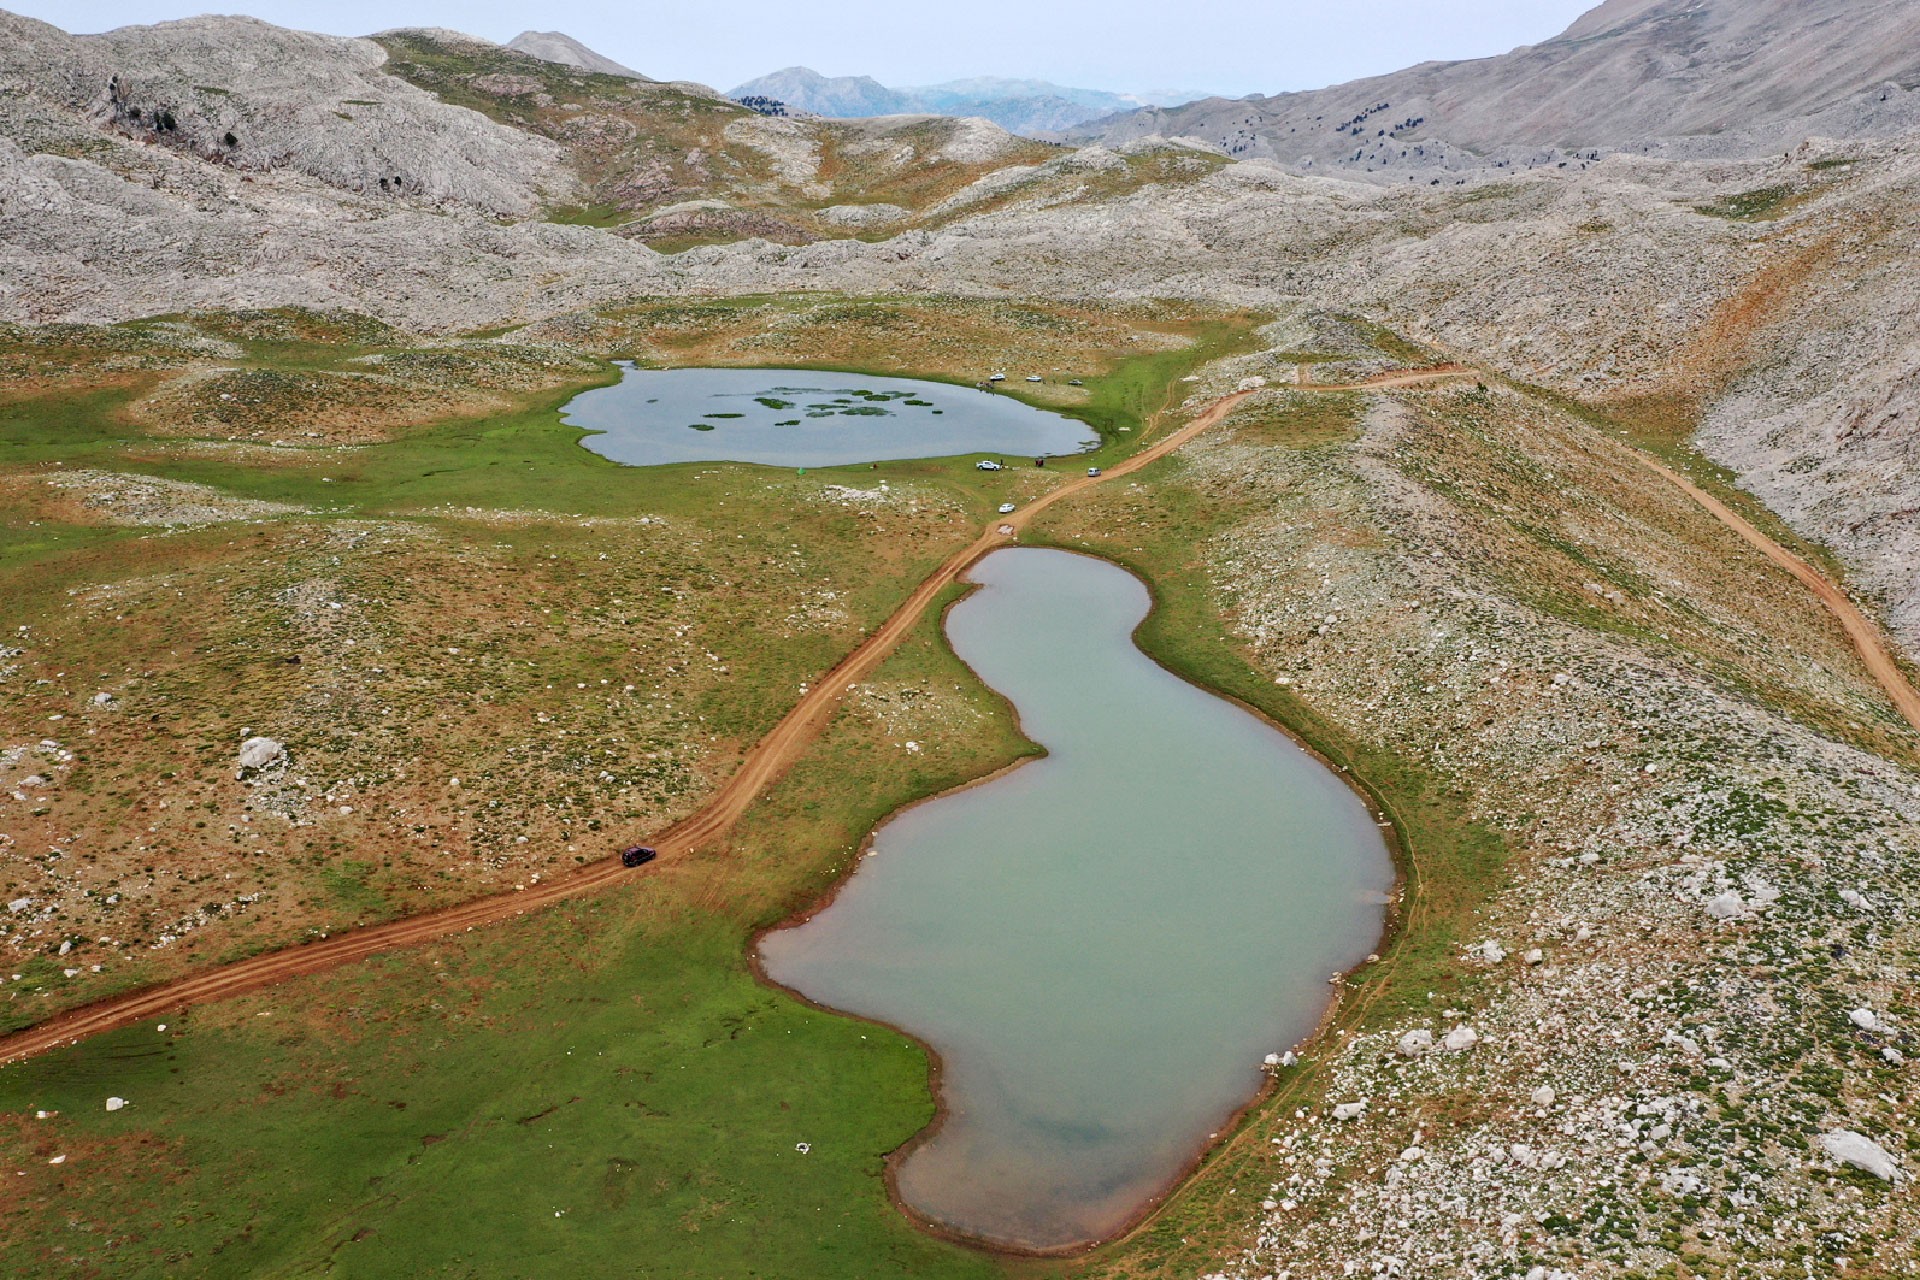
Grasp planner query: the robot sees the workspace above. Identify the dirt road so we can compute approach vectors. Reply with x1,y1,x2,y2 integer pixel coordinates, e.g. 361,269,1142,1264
1299,363,1473,391
0,385,1269,1065
1631,451,1920,734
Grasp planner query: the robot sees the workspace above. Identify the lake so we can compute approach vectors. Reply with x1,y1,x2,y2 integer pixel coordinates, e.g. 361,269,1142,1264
564,365,1100,467
759,549,1395,1251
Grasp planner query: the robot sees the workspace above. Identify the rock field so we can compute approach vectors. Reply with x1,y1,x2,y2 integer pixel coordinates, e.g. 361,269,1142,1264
1169,375,1920,1278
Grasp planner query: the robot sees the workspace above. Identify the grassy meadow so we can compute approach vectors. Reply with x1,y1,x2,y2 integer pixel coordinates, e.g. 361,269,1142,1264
0,298,1263,1276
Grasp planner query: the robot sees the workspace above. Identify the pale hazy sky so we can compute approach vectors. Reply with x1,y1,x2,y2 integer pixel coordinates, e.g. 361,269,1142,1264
13,1,1601,96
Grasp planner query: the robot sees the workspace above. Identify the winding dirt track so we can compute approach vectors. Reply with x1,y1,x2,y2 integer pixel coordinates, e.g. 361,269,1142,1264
0,381,1305,1066
1309,358,1920,731
11,359,1908,1070
1630,451,1920,734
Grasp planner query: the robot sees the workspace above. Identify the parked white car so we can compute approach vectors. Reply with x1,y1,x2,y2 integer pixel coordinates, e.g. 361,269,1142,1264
998,502,1017,514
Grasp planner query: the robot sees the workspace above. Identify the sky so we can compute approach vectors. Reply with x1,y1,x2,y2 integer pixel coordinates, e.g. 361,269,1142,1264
13,0,1603,97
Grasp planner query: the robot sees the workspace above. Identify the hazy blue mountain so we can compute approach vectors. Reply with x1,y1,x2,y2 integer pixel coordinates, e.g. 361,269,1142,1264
504,30,646,80
729,67,916,118
727,66,1208,135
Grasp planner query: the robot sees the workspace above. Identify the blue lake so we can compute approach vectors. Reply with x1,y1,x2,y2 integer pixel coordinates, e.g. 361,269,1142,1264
564,365,1100,467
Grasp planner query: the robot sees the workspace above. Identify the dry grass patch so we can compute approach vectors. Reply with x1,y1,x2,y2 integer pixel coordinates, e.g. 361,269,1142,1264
0,470,975,1027
542,295,1211,391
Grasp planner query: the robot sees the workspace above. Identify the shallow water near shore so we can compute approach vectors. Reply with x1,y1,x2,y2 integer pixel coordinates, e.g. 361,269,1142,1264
565,365,1099,467
759,548,1393,1251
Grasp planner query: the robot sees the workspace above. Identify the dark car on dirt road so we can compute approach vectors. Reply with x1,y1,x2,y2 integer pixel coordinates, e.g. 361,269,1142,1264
621,846,658,868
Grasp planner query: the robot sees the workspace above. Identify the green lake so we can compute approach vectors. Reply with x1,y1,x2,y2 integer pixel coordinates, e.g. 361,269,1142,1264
759,548,1394,1250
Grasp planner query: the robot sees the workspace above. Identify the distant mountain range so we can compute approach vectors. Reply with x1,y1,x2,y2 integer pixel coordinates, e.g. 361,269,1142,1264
727,66,1207,135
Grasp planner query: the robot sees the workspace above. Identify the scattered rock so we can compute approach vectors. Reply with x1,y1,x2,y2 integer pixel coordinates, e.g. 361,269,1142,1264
1704,891,1745,920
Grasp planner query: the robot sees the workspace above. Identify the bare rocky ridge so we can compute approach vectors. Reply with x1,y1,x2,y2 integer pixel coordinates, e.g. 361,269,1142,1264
7,12,578,216
1073,0,1920,174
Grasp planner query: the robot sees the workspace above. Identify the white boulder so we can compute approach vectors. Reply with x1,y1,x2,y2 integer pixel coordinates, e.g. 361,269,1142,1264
1818,1129,1897,1181
1332,1100,1369,1121
237,736,286,773
1849,1008,1880,1032
1704,891,1745,920
1397,1029,1435,1057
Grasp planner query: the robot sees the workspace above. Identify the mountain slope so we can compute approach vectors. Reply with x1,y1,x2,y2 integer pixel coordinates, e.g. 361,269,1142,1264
1076,0,1920,169
0,11,576,217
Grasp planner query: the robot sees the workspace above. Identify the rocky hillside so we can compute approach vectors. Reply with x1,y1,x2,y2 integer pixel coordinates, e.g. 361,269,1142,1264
0,11,1066,322
0,11,575,216
1076,0,1920,173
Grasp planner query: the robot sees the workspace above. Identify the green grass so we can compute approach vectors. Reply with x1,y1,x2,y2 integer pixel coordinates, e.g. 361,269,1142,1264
546,203,632,229
1694,185,1800,221
0,583,1025,1280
